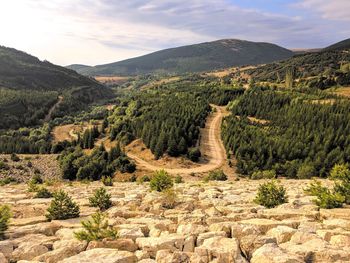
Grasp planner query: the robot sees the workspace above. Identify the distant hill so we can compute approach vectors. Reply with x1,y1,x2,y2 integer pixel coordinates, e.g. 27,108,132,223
0,46,113,129
324,38,350,51
244,39,350,90
69,39,294,76
66,64,92,73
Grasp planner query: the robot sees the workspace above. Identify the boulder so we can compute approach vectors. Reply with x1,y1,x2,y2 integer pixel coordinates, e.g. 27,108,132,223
136,235,185,257
86,239,138,252
34,241,87,263
322,219,350,230
12,242,48,261
0,240,13,259
240,234,276,259
0,253,7,263
156,250,202,263
266,226,296,244
196,231,227,246
58,248,137,263
239,219,292,234
118,228,144,241
194,237,247,262
176,224,208,236
251,243,304,263
329,234,350,247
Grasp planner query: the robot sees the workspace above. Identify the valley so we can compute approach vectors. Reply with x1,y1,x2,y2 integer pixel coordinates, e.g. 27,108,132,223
1,37,350,262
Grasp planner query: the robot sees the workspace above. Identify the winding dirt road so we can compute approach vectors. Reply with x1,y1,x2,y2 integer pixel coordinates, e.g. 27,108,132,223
126,105,229,174
44,96,63,122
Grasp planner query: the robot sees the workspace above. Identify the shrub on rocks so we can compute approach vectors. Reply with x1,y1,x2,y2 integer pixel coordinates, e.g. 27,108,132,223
0,205,11,240
101,176,113,186
150,170,173,192
254,180,287,208
10,153,20,162
314,190,345,209
204,169,227,182
251,170,276,180
138,175,151,183
174,175,183,184
46,190,80,220
74,212,117,242
89,187,112,211
161,188,178,209
34,187,53,198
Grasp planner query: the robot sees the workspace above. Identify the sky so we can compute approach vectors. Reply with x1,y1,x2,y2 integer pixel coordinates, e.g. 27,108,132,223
0,0,349,66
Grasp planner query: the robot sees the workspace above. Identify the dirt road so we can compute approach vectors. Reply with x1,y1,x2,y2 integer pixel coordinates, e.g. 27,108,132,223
44,96,63,122
126,105,229,174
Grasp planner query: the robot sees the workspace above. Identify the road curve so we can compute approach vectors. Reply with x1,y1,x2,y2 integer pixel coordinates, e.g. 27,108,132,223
126,105,229,174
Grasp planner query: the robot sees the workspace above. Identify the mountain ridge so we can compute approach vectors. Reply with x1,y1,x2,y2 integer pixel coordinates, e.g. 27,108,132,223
67,39,294,76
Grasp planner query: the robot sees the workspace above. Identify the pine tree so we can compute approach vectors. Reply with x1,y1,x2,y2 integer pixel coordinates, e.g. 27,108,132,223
167,136,179,157
46,190,80,220
178,137,188,154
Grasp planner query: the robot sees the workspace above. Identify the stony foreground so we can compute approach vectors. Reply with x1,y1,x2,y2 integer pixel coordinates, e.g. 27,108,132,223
1,180,350,262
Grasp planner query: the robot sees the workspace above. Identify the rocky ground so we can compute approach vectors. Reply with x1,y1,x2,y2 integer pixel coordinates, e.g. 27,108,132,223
0,155,60,183
1,179,350,262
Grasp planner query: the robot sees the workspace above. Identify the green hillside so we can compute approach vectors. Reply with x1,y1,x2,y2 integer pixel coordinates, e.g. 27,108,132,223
245,47,350,89
69,39,293,76
324,38,350,51
0,46,113,130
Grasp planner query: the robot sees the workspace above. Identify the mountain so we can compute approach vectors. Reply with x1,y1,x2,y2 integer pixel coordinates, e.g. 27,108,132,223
69,39,294,76
324,38,350,51
244,40,350,90
66,64,92,73
0,46,113,130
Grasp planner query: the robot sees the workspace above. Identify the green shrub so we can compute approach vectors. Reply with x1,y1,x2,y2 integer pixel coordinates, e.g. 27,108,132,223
46,190,80,220
160,188,178,209
297,163,316,179
128,174,137,182
0,205,11,240
251,170,276,180
34,187,53,198
334,181,350,204
30,174,43,185
0,177,17,186
304,180,328,196
330,163,350,182
254,180,287,208
89,187,112,211
204,170,227,182
150,170,174,192
314,190,345,209
10,153,20,162
188,148,201,162
74,212,117,242
101,176,113,186
174,175,183,184
139,175,150,183
0,161,9,171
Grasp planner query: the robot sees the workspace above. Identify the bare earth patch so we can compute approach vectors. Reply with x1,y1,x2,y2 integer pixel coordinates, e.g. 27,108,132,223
334,87,350,98
52,122,102,143
0,154,60,182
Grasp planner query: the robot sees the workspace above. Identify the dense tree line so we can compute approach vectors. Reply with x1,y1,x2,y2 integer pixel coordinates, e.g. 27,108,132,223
222,88,350,178
58,145,135,181
107,80,243,160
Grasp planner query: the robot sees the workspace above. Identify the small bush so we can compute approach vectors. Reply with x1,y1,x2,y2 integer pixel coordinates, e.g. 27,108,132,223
150,170,174,192
334,181,350,204
27,181,40,192
46,190,80,220
314,190,345,209
27,161,33,168
174,175,183,184
160,188,178,209
254,180,287,208
139,175,150,183
34,187,53,198
304,180,328,196
0,205,11,240
89,187,112,211
74,212,117,242
251,170,276,180
128,174,137,182
330,163,350,181
0,161,9,171
101,176,113,186
10,153,20,162
0,177,17,186
297,163,316,179
30,174,43,185
204,170,227,182
188,148,201,162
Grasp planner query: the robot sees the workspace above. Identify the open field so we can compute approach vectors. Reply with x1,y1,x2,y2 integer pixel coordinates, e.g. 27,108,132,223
51,121,102,143
334,87,350,98
94,76,130,85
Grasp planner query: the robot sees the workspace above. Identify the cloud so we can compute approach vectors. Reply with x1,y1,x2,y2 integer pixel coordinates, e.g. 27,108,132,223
296,0,350,21
0,0,348,65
